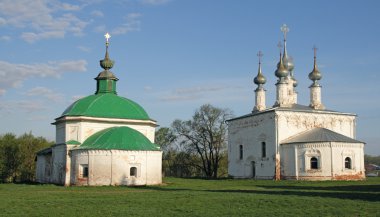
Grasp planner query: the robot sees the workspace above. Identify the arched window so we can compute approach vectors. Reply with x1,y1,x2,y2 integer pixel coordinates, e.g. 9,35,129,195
345,157,352,169
130,167,137,177
261,142,266,158
310,157,318,169
239,145,243,160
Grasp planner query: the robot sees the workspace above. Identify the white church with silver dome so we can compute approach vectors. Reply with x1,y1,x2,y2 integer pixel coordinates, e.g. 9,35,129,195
36,34,162,186
227,25,365,181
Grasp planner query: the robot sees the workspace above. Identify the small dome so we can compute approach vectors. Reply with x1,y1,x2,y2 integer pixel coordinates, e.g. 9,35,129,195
275,56,289,78
309,68,322,81
309,56,322,82
283,56,294,72
77,126,160,151
254,62,266,85
254,72,266,85
61,93,150,120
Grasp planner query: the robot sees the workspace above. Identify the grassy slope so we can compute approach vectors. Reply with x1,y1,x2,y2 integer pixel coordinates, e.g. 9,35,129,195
0,177,379,217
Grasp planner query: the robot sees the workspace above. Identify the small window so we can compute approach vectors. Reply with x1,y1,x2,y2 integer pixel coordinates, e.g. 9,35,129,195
310,157,318,169
345,157,351,169
81,164,88,178
261,142,266,158
130,167,137,177
239,145,243,160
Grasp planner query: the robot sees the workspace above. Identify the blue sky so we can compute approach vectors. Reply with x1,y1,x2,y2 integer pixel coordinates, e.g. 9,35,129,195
0,0,379,155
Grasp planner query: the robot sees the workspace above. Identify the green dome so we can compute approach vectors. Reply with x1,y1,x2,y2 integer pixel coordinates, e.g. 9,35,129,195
77,126,160,151
62,93,150,120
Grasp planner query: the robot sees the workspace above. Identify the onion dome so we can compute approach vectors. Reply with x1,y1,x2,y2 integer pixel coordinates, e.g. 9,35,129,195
308,46,322,84
76,126,160,151
275,51,289,79
254,51,266,86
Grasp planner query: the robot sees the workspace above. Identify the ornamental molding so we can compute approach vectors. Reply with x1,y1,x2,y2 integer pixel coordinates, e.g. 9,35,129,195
277,111,355,130
230,112,275,130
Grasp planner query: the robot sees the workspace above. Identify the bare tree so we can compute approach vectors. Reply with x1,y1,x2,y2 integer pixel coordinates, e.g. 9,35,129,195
172,104,232,178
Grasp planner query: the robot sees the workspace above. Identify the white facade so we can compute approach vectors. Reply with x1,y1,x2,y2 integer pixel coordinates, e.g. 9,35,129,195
228,24,365,181
70,150,162,186
228,109,365,180
54,116,157,144
36,116,162,186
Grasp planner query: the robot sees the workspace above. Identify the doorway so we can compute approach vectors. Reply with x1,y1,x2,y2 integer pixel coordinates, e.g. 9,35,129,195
251,161,256,178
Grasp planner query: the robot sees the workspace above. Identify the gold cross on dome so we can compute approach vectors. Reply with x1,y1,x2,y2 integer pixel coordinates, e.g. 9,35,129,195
104,32,111,43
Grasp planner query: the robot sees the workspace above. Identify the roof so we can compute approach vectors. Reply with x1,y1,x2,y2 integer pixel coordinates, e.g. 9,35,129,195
36,147,52,155
227,104,355,122
60,93,150,120
66,140,81,145
75,126,160,151
281,128,364,144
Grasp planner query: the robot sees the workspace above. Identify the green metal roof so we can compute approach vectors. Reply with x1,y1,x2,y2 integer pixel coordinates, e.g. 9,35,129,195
76,126,160,151
61,93,150,120
66,140,81,145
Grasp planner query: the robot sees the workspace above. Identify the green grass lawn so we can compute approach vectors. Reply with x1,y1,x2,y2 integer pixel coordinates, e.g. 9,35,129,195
1,177,379,217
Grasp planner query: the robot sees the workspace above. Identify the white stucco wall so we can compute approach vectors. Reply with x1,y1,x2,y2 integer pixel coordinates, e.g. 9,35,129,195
55,117,156,144
70,150,162,186
276,111,356,143
227,108,362,180
228,111,277,179
50,144,66,185
281,142,365,180
36,154,52,183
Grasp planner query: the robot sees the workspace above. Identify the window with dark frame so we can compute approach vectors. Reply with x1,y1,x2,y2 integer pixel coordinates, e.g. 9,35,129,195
130,167,137,177
239,145,243,160
345,157,352,169
82,165,89,178
310,157,318,169
261,142,266,158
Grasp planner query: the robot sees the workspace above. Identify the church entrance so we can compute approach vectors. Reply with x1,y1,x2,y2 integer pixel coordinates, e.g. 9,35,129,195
251,161,256,178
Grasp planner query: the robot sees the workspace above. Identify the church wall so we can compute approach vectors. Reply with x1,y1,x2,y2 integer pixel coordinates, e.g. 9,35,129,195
56,121,156,144
36,154,52,183
228,112,277,179
276,111,356,143
70,150,162,186
281,142,365,180
51,144,67,185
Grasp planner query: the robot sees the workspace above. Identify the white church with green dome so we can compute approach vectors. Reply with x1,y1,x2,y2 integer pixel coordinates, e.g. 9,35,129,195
36,34,162,186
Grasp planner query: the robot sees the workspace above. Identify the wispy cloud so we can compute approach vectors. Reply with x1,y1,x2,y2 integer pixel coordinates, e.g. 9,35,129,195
77,45,91,52
91,10,104,17
24,86,64,102
159,84,246,102
0,35,10,41
27,115,50,121
94,25,106,33
111,13,142,35
140,0,171,5
0,0,88,42
0,59,87,93
0,100,47,113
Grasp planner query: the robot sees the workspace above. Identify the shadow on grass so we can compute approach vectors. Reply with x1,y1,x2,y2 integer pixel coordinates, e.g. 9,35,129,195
204,189,379,202
256,184,380,193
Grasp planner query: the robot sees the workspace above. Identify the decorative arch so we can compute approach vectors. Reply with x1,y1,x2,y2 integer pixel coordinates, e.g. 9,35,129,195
304,149,322,171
